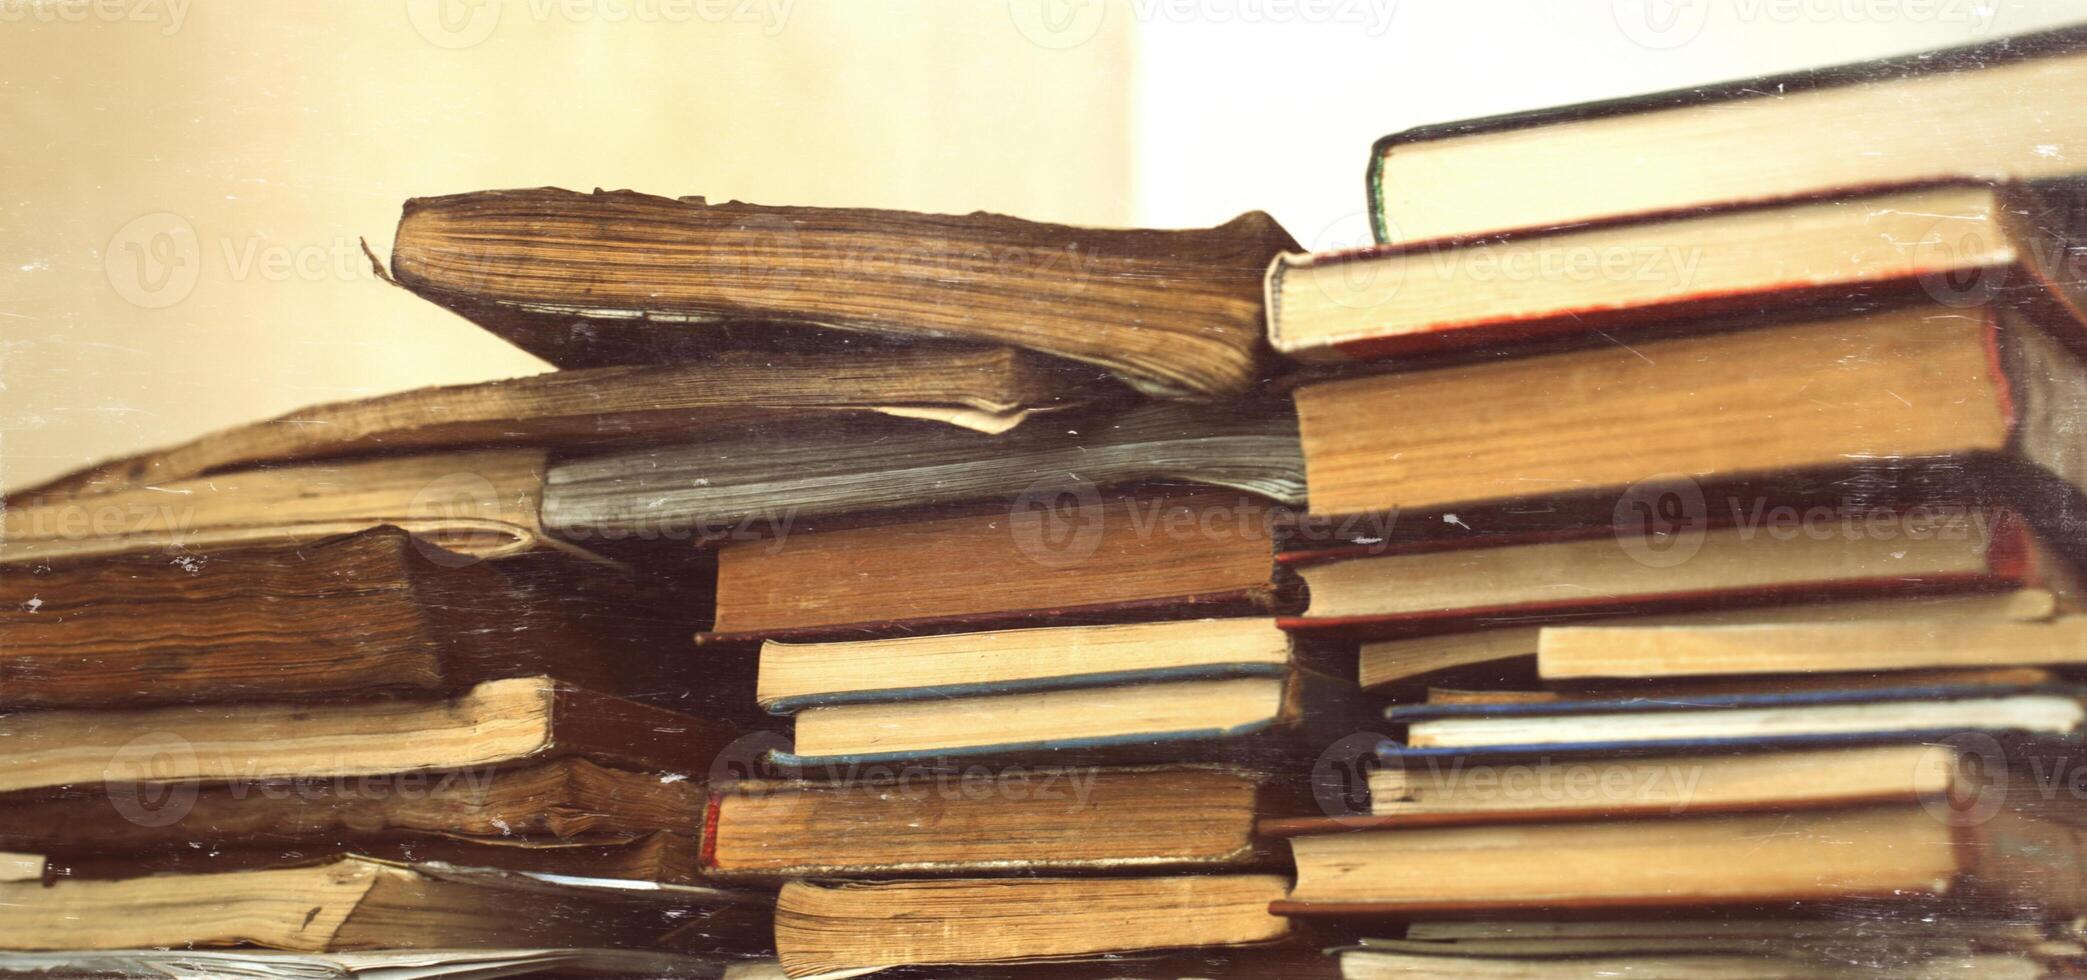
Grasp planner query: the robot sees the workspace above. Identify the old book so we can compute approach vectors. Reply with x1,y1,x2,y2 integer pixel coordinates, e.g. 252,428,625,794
1272,803,2087,915
757,618,1295,712
1293,300,2087,524
704,766,1281,878
1541,617,2087,683
1333,944,2048,980
705,489,1287,643
1384,686,2084,755
0,856,768,952
773,875,1292,976
48,831,705,886
0,855,40,883
1357,743,1958,821
1358,590,2060,690
1400,918,2057,945
0,526,707,707
1,449,559,565
1360,920,2069,979
543,400,1305,543
1272,178,2087,363
1284,506,2071,639
21,347,1083,499
0,757,703,858
388,188,1297,398
1427,668,2059,705
726,950,1344,980
777,666,1354,768
0,949,740,980
0,676,740,797
1365,26,2087,243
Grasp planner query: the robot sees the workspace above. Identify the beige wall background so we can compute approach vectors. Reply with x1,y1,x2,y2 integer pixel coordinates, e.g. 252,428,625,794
0,1,1133,493
7,0,2087,492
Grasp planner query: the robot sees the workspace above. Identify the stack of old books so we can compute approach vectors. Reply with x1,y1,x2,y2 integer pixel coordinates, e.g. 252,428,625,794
0,186,1346,974
10,22,2087,980
1262,24,2087,980
497,199,1347,975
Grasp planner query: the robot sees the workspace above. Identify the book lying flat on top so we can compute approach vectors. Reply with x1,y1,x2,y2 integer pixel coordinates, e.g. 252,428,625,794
388,188,1298,398
0,856,769,952
0,526,706,708
1271,178,2087,363
1292,298,2087,525
1364,24,2087,243
19,345,1083,499
703,489,1291,644
544,400,1305,544
1281,505,2073,640
1,449,562,565
1357,590,2061,690
0,675,740,797
704,765,1287,879
1379,684,2084,759
1269,800,2087,916
773,875,1292,977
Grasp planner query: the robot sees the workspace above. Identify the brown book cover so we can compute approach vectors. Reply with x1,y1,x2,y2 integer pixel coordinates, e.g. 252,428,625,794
700,488,1297,645
0,526,720,708
388,188,1298,398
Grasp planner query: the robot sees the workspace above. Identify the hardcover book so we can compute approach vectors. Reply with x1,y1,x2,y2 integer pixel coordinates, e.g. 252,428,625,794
1271,178,2087,363
388,188,1297,398
1290,299,2087,526
704,489,1292,643
1364,25,2087,243
0,526,707,707
545,401,1305,544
